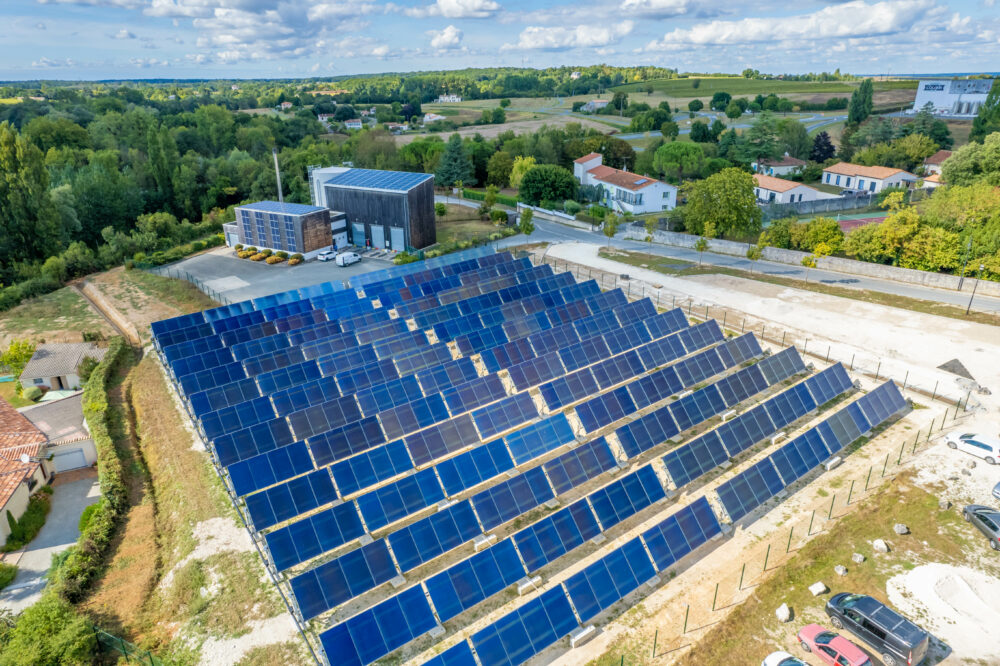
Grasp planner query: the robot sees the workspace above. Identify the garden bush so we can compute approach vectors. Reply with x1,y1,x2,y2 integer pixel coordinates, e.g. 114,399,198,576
250,253,266,261
564,200,582,215
3,490,51,552
77,501,100,532
275,251,288,259
0,594,96,665
288,257,302,266
265,255,284,264
261,248,273,257
22,386,42,402
0,563,16,591
393,252,419,265
490,209,508,224
234,244,243,251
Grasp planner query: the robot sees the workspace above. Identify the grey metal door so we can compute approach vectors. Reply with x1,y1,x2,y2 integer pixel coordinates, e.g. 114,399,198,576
351,223,366,246
390,227,405,251
53,448,88,472
371,225,385,249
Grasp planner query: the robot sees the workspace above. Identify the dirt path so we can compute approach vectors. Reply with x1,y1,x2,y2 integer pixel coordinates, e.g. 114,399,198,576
72,281,141,346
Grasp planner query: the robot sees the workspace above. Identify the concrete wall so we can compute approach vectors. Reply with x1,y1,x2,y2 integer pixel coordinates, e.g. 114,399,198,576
0,483,30,545
622,228,1000,298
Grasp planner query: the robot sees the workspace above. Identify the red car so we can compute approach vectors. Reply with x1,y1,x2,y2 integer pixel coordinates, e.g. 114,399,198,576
797,624,873,666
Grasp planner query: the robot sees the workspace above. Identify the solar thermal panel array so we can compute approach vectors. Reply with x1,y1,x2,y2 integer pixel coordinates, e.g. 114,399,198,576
150,246,909,666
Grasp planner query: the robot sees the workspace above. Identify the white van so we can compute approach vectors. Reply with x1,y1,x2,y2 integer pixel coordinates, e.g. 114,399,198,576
335,251,361,267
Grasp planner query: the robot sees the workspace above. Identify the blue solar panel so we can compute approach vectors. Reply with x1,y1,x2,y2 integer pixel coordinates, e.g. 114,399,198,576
286,395,363,440
564,536,656,622
239,200,326,215
200,396,274,439
388,500,482,573
290,539,397,620
503,414,576,465
265,500,365,571
591,350,645,389
642,307,689,339
422,641,477,666
507,353,567,392
227,441,314,496
512,498,602,573
378,393,450,440
244,469,337,531
472,467,555,531
212,417,294,467
357,467,446,531
479,338,536,372
336,358,399,394
473,393,538,440
626,366,683,411
325,168,433,192
576,386,637,433
442,374,507,415
757,347,807,384
354,375,423,416
254,359,321,395
436,439,515,496
716,458,785,521
543,437,619,494
404,414,481,466
588,466,665,530
470,586,577,666
559,336,612,373
307,417,386,467
642,497,722,572
318,584,437,666
415,357,479,394
425,539,527,622
538,368,599,411
616,406,680,459
331,440,414,497
394,344,454,376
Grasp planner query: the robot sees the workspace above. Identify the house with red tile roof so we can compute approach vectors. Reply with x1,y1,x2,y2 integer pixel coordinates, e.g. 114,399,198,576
821,162,917,194
573,153,677,214
753,174,835,204
751,154,808,177
922,150,952,175
0,398,51,546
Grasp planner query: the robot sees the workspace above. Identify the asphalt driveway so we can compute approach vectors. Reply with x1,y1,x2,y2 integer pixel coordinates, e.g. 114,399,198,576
0,471,101,613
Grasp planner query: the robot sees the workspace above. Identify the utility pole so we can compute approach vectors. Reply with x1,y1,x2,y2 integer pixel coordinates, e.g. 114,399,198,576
965,263,985,315
272,147,284,206
957,234,973,290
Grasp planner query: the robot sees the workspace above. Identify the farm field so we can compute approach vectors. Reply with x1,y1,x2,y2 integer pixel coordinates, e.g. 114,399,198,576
613,77,918,98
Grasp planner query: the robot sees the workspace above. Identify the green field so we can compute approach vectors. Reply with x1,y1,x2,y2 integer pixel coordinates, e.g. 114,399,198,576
613,77,917,98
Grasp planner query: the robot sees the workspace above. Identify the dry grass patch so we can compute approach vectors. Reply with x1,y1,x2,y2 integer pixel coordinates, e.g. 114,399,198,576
0,286,114,345
236,641,308,666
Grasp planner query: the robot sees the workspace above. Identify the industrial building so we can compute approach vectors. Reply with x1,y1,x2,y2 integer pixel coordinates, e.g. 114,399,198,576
310,167,436,250
227,201,334,257
910,78,995,117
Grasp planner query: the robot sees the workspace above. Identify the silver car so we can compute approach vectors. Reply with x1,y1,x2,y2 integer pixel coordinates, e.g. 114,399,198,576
963,504,1000,551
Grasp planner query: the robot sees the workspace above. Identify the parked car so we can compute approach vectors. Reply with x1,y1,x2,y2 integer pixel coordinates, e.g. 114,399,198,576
963,504,1000,550
317,250,335,262
761,652,809,666
825,593,929,666
942,431,1000,464
335,251,362,267
992,480,1000,503
797,623,872,666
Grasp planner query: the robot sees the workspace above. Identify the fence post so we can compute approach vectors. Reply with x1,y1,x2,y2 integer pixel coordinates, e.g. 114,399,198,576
781,331,786,346
898,441,906,465
875,360,881,381
761,325,765,340
931,380,938,401
808,509,815,536
902,370,908,391
826,346,831,363
828,493,836,520
786,526,794,553
683,604,690,633
850,353,855,371
741,318,745,333
652,629,658,658
712,582,719,611
723,311,727,330
688,300,692,316
738,562,746,590
847,479,855,505
882,453,889,477
763,543,771,571
865,466,872,492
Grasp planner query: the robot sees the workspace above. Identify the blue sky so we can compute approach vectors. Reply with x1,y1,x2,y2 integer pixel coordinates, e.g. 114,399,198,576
2,0,998,80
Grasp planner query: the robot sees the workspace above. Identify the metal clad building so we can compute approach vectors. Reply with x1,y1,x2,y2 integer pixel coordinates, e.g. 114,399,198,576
911,78,995,117
320,169,436,251
233,201,332,254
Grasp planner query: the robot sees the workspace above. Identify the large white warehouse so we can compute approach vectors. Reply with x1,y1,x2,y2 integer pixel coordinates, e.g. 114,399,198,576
910,78,994,117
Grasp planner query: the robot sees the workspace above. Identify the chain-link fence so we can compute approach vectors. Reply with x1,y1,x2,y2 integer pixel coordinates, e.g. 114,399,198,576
146,266,232,305
94,627,161,665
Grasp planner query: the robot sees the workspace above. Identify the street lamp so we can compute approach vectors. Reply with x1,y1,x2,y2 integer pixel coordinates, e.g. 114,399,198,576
966,263,985,315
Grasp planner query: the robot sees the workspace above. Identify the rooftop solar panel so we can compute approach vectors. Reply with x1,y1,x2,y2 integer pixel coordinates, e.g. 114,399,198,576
325,168,434,192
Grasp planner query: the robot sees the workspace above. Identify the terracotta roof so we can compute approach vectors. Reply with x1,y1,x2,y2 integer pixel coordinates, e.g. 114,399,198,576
759,155,807,167
823,162,915,180
574,152,602,164
753,174,812,194
0,399,46,510
0,398,47,449
923,150,952,165
20,343,106,381
923,173,943,183
587,165,666,191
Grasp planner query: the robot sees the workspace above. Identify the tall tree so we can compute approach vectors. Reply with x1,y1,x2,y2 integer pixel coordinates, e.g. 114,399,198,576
518,164,576,205
509,155,536,189
847,78,874,125
741,112,782,169
652,142,704,183
486,151,514,188
810,131,836,162
434,133,475,187
778,118,811,159
681,168,762,239
0,122,63,274
971,79,1000,143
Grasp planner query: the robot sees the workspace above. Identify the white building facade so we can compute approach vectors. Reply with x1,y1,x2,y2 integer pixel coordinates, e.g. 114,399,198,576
574,153,677,214
753,175,834,204
822,163,917,193
910,78,994,117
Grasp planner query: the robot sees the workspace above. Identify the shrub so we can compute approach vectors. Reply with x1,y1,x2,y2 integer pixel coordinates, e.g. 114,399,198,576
0,594,96,665
0,562,15,591
234,243,243,251
250,253,266,261
394,251,419,265
539,199,558,211
190,240,205,252
261,248,273,257
275,251,289,259
288,257,302,266
564,200,582,215
435,202,447,217
22,386,42,402
3,490,52,552
77,501,100,532
265,255,284,264
291,253,304,261
245,247,258,253
490,209,508,224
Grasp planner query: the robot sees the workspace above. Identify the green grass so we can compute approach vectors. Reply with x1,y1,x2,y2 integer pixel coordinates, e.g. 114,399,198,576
613,77,917,98
435,205,499,245
2,488,52,552
0,562,17,591
0,287,113,341
0,380,34,408
599,249,1000,327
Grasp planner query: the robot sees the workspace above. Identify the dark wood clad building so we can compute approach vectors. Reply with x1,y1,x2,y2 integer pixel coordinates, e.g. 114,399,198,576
320,169,436,251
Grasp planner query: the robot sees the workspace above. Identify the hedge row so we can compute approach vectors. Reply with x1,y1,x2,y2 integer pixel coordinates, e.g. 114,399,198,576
461,189,519,207
48,337,131,604
131,233,225,269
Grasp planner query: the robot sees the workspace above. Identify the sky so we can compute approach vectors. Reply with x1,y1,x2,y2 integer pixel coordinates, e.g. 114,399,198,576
2,0,998,80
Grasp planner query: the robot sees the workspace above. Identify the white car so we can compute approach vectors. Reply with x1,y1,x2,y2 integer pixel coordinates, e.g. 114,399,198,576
761,652,808,666
317,250,335,262
944,431,1000,465
335,251,362,267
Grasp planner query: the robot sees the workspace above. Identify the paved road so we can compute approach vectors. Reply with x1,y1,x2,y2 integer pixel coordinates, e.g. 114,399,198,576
0,473,101,613
152,248,393,303
484,214,1000,314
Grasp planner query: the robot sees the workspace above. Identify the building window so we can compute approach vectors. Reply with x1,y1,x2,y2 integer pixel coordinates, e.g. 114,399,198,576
768,192,775,202
835,175,841,185
662,191,669,198
846,177,852,187
33,378,44,385
858,179,865,189
869,182,876,192
825,173,831,183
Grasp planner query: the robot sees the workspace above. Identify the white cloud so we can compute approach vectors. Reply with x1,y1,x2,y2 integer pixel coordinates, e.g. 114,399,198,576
428,24,463,49
403,0,501,18
31,56,76,67
37,0,143,6
35,22,46,29
504,20,633,50
645,0,934,48
113,28,137,39
619,0,688,18
308,2,377,20
130,57,169,67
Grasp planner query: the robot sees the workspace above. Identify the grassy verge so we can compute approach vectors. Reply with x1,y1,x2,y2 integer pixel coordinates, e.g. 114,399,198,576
2,487,52,552
0,563,16,591
0,381,33,408
600,250,1000,327
0,287,114,343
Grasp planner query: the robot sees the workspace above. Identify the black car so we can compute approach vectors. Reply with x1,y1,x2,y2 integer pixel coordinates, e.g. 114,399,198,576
825,593,929,666
963,504,1000,550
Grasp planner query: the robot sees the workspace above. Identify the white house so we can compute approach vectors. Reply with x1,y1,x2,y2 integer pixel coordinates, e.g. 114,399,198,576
910,78,994,117
570,71,581,80
751,154,807,177
0,398,53,546
922,149,951,175
344,119,363,130
422,113,447,124
20,343,106,391
574,153,677,214
437,94,462,103
821,163,917,193
753,174,834,204
921,173,944,189
582,100,609,113
22,393,98,472
279,101,293,110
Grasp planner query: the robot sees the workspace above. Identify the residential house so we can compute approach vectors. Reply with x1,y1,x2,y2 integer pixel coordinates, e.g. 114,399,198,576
344,119,363,130
317,113,336,123
359,107,377,117
22,393,97,472
279,101,293,110
751,154,807,177
0,398,52,545
384,122,407,134
921,173,944,189
922,149,952,175
570,71,581,80
821,162,917,193
574,153,677,214
422,113,447,124
20,343,106,392
231,84,240,91
437,94,463,103
582,100,609,113
753,174,834,204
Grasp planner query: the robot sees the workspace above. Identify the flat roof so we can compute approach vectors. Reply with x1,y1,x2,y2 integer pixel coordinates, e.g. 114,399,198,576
325,169,434,193
237,201,328,215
